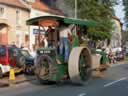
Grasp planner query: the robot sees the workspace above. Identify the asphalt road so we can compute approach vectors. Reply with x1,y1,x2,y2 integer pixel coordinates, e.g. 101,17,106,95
0,63,128,96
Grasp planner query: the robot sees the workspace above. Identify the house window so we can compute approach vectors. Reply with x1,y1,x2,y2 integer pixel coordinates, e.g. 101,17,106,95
0,5,5,18
16,9,21,25
0,47,6,56
25,34,29,42
25,34,29,48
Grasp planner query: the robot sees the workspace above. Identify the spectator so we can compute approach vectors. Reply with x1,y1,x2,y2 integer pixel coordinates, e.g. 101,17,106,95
105,47,110,55
108,50,116,64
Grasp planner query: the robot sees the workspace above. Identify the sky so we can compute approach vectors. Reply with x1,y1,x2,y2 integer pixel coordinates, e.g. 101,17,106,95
113,0,125,25
114,1,124,21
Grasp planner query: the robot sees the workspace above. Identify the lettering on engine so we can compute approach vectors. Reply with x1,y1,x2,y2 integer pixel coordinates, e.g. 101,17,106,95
39,50,51,54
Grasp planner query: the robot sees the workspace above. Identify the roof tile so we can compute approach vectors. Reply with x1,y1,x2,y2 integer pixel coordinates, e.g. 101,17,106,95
32,0,64,16
0,0,28,9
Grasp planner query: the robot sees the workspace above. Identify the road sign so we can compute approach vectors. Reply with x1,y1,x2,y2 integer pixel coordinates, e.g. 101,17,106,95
33,29,45,35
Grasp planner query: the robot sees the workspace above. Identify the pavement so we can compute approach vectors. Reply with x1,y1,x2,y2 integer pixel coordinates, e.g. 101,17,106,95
111,60,128,67
0,74,36,88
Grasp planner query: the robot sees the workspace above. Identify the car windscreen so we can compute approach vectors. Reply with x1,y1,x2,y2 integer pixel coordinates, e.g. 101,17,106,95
21,50,30,57
0,47,6,56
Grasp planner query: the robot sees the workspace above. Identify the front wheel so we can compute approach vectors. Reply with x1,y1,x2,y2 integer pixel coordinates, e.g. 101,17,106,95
35,55,56,84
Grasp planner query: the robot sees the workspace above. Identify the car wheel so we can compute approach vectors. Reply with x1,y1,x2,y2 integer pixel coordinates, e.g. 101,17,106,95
17,56,26,68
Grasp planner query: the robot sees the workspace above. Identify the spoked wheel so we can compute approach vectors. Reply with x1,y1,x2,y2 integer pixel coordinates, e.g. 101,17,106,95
68,47,92,85
35,55,56,84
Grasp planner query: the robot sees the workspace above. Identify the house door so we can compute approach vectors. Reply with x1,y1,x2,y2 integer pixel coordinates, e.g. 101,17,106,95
0,23,9,45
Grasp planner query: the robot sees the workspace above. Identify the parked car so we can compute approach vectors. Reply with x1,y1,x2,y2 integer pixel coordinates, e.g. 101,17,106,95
0,45,36,77
0,45,26,78
20,50,35,75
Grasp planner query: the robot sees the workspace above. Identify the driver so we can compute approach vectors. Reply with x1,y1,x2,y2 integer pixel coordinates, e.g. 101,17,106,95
59,25,72,63
41,34,48,48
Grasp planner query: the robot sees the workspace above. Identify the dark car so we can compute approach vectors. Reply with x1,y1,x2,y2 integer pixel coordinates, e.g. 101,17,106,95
20,50,35,75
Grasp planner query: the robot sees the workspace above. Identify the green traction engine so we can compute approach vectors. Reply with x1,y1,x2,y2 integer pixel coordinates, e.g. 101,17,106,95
26,16,98,85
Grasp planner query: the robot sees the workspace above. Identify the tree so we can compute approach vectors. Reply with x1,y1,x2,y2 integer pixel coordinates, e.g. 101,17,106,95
64,0,114,43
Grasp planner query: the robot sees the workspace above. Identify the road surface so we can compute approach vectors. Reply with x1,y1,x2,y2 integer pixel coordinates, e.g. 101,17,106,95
0,62,128,96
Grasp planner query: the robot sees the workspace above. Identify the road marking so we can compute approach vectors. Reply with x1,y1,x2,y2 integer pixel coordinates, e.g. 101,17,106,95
104,77,127,87
78,93,87,96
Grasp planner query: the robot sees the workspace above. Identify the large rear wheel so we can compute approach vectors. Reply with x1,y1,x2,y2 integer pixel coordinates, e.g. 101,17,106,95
68,47,92,85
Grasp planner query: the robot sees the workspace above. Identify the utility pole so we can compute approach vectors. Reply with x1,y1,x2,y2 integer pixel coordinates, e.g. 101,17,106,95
75,0,77,18
74,0,77,35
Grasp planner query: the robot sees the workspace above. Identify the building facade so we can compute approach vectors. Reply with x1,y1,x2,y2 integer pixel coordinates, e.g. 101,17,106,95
110,17,122,48
0,0,64,49
0,0,30,47
25,0,64,49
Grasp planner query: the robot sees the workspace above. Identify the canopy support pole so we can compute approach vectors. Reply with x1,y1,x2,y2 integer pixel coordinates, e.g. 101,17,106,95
38,21,41,48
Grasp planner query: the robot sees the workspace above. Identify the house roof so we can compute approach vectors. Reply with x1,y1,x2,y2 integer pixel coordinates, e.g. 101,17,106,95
0,0,28,10
112,16,123,25
113,16,120,22
32,0,64,16
0,0,64,15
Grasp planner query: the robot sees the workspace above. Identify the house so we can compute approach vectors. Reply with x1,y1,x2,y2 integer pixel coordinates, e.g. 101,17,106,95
122,28,128,47
0,0,30,47
0,0,64,48
110,16,122,48
25,0,64,49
